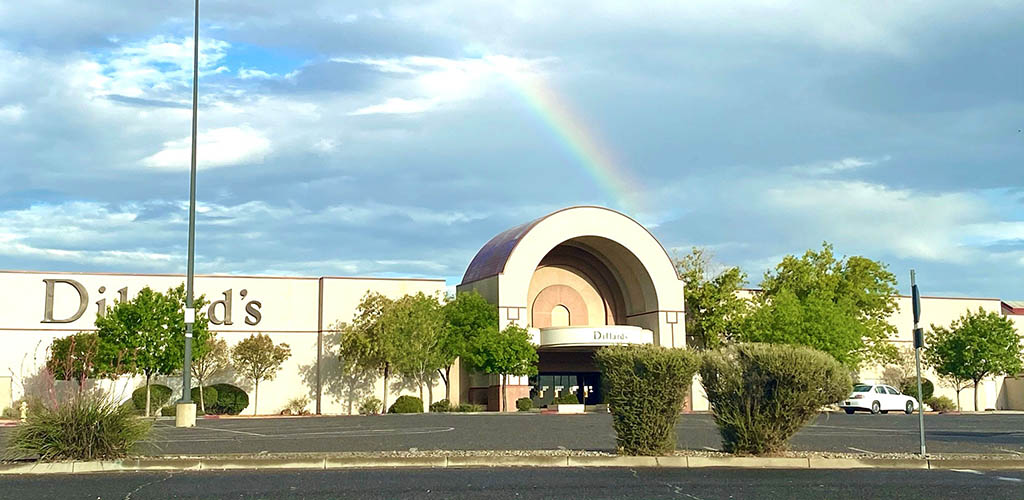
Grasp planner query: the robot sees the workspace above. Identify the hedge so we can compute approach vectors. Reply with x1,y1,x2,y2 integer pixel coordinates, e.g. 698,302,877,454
429,399,452,413
208,384,249,415
516,397,533,412
700,343,851,455
191,386,219,411
594,344,700,455
899,377,934,401
387,395,423,414
131,384,172,413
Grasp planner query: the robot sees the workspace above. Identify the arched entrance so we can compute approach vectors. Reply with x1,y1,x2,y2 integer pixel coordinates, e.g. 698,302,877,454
457,206,685,409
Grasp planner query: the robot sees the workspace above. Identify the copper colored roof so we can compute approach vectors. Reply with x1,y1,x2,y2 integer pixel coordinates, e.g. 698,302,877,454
461,216,545,284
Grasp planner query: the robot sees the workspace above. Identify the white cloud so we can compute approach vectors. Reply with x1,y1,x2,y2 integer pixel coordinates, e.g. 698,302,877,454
339,55,547,115
0,104,25,122
790,155,891,175
142,126,272,169
349,97,438,115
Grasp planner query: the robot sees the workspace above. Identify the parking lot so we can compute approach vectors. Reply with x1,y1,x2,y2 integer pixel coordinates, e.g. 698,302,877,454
96,412,1024,456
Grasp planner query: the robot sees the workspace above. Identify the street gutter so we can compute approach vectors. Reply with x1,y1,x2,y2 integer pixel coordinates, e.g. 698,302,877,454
4,453,1024,474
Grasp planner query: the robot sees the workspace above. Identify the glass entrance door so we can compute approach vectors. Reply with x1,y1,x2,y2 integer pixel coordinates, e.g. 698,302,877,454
529,372,602,407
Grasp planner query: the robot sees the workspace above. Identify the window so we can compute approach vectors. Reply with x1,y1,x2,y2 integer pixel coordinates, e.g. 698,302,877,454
852,384,872,393
885,386,900,395
875,386,886,394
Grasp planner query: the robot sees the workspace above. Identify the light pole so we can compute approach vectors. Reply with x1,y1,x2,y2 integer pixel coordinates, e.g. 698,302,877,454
175,0,200,428
911,270,926,456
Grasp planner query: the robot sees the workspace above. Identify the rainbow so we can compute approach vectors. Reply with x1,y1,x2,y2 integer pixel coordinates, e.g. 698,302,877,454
505,70,644,214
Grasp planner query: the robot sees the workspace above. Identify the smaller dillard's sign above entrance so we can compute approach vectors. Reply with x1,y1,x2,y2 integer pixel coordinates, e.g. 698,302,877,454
533,325,654,348
40,278,263,327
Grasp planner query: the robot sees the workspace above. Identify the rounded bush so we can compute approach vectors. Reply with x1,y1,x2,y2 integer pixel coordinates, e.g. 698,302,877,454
131,384,173,412
208,384,249,415
553,392,581,405
8,395,152,461
516,397,533,412
387,395,424,414
925,395,956,412
429,399,452,413
700,343,851,455
595,344,700,456
190,386,219,410
899,377,934,401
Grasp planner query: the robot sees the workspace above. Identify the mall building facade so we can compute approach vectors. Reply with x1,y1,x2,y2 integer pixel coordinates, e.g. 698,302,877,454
1,206,1023,414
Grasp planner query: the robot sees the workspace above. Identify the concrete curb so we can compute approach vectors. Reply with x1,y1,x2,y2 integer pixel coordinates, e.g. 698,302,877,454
3,454,1024,475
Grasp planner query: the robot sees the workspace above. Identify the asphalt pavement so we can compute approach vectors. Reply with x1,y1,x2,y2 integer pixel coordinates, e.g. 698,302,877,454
8,467,1024,499
3,412,1022,458
123,412,1024,456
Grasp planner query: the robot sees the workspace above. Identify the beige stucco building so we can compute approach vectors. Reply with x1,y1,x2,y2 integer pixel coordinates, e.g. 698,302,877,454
1,205,1022,414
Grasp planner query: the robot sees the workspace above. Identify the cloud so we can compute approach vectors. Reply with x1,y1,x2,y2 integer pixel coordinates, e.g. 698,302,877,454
0,104,25,122
790,156,891,175
142,126,272,169
348,97,438,115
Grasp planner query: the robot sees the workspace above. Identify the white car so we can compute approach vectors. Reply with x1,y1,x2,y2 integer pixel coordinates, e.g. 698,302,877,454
840,384,919,415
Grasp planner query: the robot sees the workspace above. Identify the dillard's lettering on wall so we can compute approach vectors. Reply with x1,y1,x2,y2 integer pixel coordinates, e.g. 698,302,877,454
40,279,262,326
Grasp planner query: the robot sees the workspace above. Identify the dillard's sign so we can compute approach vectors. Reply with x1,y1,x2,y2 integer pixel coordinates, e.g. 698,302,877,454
40,279,263,327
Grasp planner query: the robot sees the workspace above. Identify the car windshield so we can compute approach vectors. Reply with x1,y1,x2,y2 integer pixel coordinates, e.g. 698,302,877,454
852,384,872,393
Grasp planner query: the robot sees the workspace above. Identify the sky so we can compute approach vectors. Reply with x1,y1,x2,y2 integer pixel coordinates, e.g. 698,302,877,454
0,1,1022,299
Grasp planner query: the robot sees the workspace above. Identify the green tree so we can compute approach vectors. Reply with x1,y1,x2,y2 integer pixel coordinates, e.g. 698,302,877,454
675,247,749,349
384,292,446,409
743,242,899,368
46,332,100,391
231,333,291,415
439,291,498,400
94,285,209,417
925,308,1022,411
337,292,397,411
464,324,538,412
190,333,229,413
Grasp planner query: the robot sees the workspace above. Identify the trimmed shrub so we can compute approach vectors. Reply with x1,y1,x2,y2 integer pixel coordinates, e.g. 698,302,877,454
925,395,956,412
455,403,485,412
191,386,219,411
595,344,700,456
388,395,424,414
899,378,934,401
516,397,533,412
208,384,249,415
131,384,173,413
429,399,452,413
359,397,382,416
160,405,176,417
701,343,851,455
552,392,581,405
7,394,152,461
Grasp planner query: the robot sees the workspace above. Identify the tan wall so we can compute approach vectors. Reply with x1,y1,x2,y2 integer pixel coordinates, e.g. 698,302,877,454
0,271,447,415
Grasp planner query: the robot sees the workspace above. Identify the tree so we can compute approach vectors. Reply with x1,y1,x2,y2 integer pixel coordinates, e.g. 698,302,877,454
231,333,291,415
190,333,229,413
925,308,1022,411
438,291,498,400
384,293,446,409
337,292,397,411
675,247,749,349
742,242,899,368
95,285,209,417
46,332,100,391
464,324,538,412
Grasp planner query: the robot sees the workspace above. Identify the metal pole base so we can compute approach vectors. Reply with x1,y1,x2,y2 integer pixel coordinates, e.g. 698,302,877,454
175,402,197,428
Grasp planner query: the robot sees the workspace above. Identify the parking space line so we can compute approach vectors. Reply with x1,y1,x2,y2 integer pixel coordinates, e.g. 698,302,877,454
847,447,874,454
200,427,268,437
